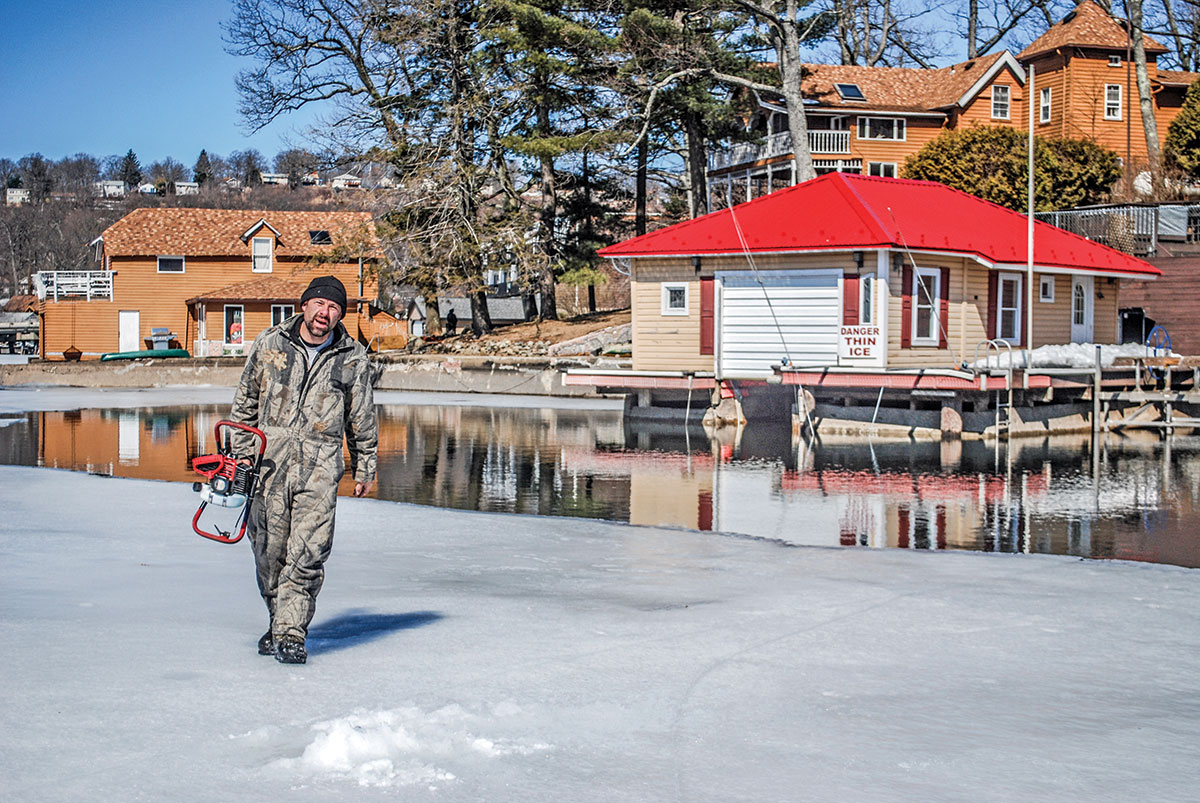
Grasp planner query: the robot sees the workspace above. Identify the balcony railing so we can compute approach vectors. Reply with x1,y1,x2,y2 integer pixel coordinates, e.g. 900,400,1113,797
708,129,852,171
1036,203,1200,257
34,271,113,301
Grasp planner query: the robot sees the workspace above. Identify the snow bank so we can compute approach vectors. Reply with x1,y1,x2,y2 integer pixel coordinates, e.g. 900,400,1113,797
968,342,1177,370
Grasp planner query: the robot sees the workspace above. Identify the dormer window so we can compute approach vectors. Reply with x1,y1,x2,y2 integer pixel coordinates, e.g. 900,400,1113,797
252,236,273,273
309,229,332,245
835,83,866,101
992,85,1011,119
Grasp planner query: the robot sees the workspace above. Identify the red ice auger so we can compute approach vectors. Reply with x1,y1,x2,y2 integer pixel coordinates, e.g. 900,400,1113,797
190,420,266,544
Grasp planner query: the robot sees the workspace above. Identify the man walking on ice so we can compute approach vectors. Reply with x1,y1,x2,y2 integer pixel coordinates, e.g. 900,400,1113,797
231,275,378,664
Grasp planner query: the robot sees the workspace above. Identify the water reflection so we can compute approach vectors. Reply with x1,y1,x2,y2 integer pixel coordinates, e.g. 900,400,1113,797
1,403,1197,567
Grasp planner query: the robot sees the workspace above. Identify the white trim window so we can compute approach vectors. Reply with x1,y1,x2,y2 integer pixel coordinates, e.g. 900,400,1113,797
992,85,1011,119
911,267,941,346
857,117,906,141
868,162,897,178
661,282,689,316
1040,87,1052,123
1105,84,1122,120
1109,55,1122,68
271,304,294,326
1039,275,1055,303
157,255,185,273
997,272,1023,345
224,305,245,346
861,273,875,325
252,236,274,273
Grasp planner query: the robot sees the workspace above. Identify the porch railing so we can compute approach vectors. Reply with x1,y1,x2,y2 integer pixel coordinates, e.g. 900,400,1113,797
707,129,851,171
34,271,114,301
1037,203,1200,257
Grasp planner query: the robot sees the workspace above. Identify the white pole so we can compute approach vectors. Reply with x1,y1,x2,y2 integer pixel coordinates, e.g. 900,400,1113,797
1027,64,1036,376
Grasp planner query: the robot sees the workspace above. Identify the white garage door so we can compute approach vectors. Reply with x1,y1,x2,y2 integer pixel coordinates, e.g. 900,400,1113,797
717,270,841,378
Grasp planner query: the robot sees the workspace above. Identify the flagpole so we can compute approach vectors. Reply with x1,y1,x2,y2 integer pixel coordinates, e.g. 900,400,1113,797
1027,63,1035,384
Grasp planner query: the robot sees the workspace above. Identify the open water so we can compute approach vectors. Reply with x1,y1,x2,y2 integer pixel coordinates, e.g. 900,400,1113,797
1,400,1197,568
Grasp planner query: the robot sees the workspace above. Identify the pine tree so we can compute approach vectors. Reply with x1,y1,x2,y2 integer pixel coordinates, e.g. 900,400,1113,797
1166,81,1200,179
119,149,142,188
194,150,212,186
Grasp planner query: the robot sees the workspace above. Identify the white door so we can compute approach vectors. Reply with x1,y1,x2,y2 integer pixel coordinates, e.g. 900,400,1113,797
717,270,841,378
1071,276,1093,343
118,310,140,352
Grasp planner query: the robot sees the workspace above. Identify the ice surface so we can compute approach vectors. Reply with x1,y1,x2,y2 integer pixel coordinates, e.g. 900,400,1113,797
2,463,1198,802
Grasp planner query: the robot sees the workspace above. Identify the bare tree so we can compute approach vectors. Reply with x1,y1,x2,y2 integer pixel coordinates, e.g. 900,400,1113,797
828,0,938,66
1127,0,1163,190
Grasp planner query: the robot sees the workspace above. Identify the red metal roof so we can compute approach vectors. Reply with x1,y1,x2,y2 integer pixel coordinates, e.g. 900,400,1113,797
598,173,1160,278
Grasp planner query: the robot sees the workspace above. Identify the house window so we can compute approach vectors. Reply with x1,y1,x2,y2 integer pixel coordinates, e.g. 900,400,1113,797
835,83,866,101
272,304,294,326
661,282,689,316
911,267,941,345
252,236,273,273
861,273,875,325
857,117,906,141
868,162,897,178
157,256,185,273
992,85,1011,119
997,273,1023,344
1040,88,1052,123
1039,275,1055,303
1105,84,1122,120
224,305,244,347
1109,55,1122,67
308,230,332,245
1074,283,1087,326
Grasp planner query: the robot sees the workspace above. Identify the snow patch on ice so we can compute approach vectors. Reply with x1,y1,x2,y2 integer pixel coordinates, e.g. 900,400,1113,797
271,703,551,788
968,342,1177,370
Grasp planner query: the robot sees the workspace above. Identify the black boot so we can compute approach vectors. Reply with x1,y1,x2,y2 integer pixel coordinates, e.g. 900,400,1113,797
258,630,275,656
275,636,307,664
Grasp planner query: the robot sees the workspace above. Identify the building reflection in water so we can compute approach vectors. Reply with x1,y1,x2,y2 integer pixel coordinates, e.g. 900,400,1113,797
0,403,1197,567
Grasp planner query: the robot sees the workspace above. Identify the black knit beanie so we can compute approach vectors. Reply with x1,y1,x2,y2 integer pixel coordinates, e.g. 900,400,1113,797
300,275,347,312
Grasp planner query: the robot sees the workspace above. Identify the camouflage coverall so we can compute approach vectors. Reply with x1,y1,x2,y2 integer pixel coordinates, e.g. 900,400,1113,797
230,315,377,642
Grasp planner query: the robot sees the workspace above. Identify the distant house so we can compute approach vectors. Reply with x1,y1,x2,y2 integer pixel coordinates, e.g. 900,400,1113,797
221,177,243,192
596,172,1159,378
136,183,158,195
5,188,30,206
405,295,536,336
33,208,396,359
93,180,127,199
174,181,199,196
260,173,289,186
331,173,362,190
301,171,323,186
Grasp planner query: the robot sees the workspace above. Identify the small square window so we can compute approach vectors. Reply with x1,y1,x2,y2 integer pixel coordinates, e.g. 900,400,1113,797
868,162,897,178
1039,275,1055,303
661,282,689,316
157,256,184,273
1109,55,1122,67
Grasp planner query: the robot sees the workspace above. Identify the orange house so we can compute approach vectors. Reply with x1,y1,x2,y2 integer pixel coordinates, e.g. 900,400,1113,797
709,0,1198,207
34,208,389,360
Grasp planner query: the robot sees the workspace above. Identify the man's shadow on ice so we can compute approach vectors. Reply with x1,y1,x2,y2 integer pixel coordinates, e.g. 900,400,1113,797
306,609,443,654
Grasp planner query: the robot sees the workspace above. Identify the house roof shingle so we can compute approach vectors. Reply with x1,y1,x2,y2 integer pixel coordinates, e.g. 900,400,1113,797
102,208,379,258
802,51,1019,114
2,294,37,312
1018,0,1167,61
598,172,1160,278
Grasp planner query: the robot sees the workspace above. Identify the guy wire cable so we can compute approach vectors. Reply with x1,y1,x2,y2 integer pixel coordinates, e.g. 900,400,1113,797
886,206,962,368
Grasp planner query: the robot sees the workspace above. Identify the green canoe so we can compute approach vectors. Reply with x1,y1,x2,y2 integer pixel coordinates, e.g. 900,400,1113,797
99,348,191,362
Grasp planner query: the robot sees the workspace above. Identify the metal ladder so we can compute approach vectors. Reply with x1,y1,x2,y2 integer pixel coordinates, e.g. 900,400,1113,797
974,339,1015,439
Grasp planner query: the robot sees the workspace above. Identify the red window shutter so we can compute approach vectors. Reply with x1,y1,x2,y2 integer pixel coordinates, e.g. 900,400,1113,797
843,274,860,326
938,266,950,350
699,277,715,355
900,264,913,348
986,271,998,340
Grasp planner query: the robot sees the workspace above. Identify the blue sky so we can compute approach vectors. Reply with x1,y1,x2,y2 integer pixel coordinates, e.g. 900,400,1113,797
0,0,322,167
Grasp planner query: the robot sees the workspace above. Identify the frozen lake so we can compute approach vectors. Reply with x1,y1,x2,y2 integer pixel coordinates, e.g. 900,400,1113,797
1,387,1198,567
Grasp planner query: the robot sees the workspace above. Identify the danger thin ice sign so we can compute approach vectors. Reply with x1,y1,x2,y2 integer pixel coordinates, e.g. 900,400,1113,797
839,325,882,362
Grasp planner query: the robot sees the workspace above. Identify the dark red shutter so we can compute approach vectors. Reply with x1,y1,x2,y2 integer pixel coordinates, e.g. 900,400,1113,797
698,490,713,531
843,274,860,326
900,264,913,348
699,277,715,355
938,266,950,350
986,271,998,340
